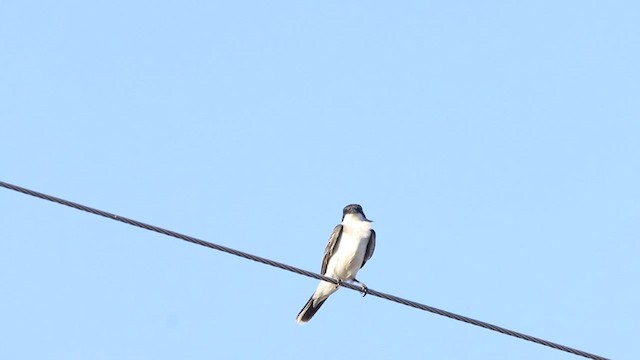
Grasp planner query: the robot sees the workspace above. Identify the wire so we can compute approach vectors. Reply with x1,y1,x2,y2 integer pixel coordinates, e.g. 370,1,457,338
0,180,609,360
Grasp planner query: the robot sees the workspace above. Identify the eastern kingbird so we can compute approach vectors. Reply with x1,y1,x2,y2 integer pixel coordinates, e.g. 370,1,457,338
296,204,376,324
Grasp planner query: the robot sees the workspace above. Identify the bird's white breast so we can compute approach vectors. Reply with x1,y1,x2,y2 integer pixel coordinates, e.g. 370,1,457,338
326,215,371,281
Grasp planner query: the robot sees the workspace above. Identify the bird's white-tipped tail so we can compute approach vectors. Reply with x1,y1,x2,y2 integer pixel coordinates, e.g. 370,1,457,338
295,281,339,324
296,296,327,324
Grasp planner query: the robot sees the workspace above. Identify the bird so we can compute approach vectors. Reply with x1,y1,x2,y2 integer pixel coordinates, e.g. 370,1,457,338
296,204,376,324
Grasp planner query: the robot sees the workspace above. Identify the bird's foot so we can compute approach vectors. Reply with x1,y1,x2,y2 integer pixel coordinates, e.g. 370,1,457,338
353,278,368,297
359,283,368,297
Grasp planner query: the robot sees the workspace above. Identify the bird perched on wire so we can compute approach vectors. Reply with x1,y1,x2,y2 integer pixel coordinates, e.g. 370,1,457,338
296,204,376,324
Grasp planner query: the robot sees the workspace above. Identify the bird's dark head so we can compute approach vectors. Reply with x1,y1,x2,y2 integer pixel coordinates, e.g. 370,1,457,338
342,204,370,221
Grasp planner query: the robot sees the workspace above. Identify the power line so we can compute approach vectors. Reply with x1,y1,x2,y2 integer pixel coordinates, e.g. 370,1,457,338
1,180,609,360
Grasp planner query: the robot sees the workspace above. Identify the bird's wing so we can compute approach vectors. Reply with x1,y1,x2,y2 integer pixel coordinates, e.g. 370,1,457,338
360,229,376,269
320,225,343,275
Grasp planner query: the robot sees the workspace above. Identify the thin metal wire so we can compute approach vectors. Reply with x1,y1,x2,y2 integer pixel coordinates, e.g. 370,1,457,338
0,180,609,360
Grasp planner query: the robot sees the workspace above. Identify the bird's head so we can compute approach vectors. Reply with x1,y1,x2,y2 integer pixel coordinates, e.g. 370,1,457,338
342,204,371,222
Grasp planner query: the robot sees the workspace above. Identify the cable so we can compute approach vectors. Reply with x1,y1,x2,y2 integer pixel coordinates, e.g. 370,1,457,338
0,180,609,360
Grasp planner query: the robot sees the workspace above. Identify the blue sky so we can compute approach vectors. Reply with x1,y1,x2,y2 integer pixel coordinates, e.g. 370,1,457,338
1,1,638,359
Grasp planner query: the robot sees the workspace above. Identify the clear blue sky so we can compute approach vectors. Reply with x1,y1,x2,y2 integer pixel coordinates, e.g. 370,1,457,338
1,1,638,359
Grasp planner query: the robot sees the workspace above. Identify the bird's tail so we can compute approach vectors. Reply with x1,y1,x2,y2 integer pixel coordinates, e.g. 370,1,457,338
296,295,328,324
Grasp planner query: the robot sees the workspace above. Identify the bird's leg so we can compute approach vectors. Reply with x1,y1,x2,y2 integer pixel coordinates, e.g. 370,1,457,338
335,279,343,289
353,278,368,297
